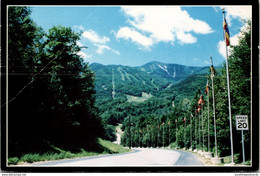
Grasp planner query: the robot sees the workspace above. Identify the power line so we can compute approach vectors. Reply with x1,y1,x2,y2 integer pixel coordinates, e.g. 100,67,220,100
1,49,64,108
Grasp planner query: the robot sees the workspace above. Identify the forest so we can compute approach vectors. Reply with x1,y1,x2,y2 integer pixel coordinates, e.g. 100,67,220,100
5,6,112,158
3,6,252,165
119,20,252,163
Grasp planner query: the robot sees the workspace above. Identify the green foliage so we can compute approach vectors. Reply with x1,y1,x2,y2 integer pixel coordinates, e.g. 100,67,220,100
212,20,251,159
6,6,251,164
8,138,130,165
118,20,251,162
7,6,107,158
8,157,19,165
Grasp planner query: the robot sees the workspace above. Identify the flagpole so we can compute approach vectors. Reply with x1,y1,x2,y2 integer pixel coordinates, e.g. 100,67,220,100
190,114,193,149
210,56,218,158
139,130,141,147
157,123,159,148
175,119,178,149
195,106,197,150
184,118,186,149
199,106,201,151
222,9,235,165
169,121,171,146
202,103,205,152
207,78,210,152
163,123,165,148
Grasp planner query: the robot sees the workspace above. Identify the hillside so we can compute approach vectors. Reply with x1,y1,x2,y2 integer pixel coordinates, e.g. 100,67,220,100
90,61,210,126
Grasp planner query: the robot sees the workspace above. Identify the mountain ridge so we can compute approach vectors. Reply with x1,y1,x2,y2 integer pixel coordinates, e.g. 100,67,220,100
89,60,211,126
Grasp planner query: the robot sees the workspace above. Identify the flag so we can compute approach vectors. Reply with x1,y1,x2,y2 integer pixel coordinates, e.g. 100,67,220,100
197,106,201,112
210,65,215,80
205,79,209,94
197,95,204,105
223,18,230,46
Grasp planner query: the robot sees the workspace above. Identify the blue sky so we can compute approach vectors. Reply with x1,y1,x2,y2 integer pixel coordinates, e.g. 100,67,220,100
30,6,252,67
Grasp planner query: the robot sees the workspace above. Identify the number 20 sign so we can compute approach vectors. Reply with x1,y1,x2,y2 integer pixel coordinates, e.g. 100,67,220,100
236,115,249,131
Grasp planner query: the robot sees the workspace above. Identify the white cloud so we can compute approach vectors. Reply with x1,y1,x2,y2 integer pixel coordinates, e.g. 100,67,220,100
116,27,153,48
77,51,92,59
73,25,84,32
218,6,252,26
94,44,120,55
176,31,197,44
76,41,84,47
220,6,252,20
116,6,213,48
217,23,249,58
204,60,210,65
82,29,110,44
217,33,241,58
80,29,120,55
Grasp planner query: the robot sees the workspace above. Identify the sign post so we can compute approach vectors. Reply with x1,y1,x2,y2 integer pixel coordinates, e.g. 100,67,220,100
236,115,248,165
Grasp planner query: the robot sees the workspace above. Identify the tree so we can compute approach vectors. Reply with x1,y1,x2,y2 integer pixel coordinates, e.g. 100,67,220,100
213,20,251,160
7,6,46,156
7,6,106,157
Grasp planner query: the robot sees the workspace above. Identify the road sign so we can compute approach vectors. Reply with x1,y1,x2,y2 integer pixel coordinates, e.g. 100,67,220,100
236,115,248,166
236,115,248,131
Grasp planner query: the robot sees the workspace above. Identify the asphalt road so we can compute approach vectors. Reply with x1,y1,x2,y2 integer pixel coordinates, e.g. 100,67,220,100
30,148,203,166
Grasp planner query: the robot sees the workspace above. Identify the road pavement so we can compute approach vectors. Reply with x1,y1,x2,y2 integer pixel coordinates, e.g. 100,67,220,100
29,148,203,166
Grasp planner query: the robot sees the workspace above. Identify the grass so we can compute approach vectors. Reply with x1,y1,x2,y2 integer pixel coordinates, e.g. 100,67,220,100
8,138,130,165
126,92,153,102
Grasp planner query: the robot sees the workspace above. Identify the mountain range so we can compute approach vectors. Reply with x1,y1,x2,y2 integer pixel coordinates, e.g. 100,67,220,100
89,61,211,125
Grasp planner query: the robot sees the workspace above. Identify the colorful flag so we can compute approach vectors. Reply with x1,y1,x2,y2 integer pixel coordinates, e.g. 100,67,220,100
210,65,215,80
223,18,230,46
197,95,204,105
205,79,209,94
197,106,201,112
